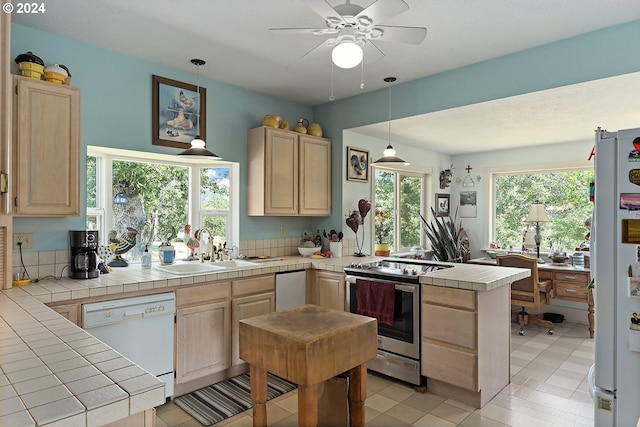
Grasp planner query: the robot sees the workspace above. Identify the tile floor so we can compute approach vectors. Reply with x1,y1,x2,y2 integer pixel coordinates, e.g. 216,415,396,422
156,321,594,427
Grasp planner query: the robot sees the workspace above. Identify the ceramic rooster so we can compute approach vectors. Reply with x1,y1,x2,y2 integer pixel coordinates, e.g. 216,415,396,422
107,227,139,267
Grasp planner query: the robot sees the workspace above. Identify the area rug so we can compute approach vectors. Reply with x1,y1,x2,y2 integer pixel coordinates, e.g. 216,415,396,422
173,372,297,426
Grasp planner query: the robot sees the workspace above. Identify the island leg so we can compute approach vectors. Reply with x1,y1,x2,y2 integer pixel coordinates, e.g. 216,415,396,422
297,383,318,427
349,363,367,427
250,365,268,427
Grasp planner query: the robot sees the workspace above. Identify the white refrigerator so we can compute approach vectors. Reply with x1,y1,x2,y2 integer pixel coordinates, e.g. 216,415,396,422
593,127,640,426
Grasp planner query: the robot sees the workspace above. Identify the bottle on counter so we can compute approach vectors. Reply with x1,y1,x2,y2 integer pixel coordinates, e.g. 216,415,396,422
141,245,152,268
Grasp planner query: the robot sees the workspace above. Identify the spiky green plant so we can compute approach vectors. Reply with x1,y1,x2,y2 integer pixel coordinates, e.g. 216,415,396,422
420,206,463,262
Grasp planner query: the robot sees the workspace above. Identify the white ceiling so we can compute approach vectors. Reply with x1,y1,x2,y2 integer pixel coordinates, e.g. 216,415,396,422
12,0,640,154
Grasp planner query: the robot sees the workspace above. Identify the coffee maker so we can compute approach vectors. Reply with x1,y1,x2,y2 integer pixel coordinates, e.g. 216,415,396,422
70,230,100,279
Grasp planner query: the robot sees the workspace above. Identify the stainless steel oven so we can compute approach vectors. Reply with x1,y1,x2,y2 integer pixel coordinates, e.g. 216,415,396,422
344,259,451,385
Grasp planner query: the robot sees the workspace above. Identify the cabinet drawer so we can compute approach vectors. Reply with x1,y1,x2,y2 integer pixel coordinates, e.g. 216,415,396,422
422,285,475,310
555,281,589,300
176,282,231,307
422,341,477,391
232,275,275,297
553,271,588,284
422,305,476,349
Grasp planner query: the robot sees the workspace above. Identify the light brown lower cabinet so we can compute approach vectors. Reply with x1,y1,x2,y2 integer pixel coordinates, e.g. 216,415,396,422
174,275,275,397
175,282,232,387
309,270,345,311
421,284,510,408
231,276,275,366
47,302,80,326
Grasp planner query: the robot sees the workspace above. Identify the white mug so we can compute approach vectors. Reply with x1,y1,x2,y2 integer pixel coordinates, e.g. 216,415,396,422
330,241,342,258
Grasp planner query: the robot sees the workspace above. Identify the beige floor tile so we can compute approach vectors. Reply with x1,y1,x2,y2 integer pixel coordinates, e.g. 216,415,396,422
459,411,510,427
384,402,427,425
430,401,474,424
413,413,457,427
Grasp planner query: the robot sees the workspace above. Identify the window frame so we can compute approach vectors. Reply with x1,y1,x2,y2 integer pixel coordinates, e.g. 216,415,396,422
86,146,237,250
488,160,593,249
372,165,428,253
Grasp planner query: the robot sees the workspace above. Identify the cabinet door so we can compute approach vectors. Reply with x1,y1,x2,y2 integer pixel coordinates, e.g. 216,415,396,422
175,300,231,384
48,303,80,326
264,128,298,215
299,135,331,216
13,77,80,216
314,271,345,311
231,292,275,366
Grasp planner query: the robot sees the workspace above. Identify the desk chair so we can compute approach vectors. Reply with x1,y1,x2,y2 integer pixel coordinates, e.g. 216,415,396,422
497,254,554,335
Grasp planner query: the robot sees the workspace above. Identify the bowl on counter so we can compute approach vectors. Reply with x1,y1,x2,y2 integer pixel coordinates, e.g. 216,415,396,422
486,250,508,259
298,246,321,257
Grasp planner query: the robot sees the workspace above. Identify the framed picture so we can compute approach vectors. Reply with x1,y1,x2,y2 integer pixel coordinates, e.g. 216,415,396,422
460,190,477,218
435,193,450,217
347,146,369,182
152,75,206,149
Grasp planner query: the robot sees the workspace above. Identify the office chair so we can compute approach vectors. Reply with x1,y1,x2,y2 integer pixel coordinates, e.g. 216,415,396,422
497,254,554,335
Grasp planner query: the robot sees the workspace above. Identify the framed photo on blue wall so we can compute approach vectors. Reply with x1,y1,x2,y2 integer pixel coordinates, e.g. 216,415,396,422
152,75,206,149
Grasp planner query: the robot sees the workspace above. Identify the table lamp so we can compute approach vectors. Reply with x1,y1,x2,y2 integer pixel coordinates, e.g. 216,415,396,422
524,201,551,263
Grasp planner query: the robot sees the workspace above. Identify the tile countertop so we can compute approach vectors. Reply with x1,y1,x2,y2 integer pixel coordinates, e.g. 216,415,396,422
0,255,527,427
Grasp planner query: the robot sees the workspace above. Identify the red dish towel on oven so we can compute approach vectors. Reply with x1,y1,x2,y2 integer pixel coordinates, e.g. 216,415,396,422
355,279,395,325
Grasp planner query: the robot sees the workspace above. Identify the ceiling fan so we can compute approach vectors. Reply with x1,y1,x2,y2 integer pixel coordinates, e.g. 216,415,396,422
269,0,427,69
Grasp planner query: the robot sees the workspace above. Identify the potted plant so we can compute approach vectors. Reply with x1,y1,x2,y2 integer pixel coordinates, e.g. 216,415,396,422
420,206,464,262
374,208,392,256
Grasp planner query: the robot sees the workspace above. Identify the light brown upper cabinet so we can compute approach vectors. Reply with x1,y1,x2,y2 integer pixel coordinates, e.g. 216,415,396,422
13,76,80,216
247,126,331,216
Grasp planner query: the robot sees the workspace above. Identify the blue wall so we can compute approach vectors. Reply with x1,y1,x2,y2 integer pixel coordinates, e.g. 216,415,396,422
11,20,640,251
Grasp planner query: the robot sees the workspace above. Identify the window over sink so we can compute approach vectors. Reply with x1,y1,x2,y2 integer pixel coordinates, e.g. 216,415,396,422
86,147,237,263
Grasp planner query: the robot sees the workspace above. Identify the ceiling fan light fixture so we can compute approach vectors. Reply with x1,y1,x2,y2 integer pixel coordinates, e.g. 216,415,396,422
331,39,363,69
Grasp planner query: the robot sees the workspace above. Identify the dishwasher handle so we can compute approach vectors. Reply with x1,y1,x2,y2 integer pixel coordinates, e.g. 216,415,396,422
124,307,146,318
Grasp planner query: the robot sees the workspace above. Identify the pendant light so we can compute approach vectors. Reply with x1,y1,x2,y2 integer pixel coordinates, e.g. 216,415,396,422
372,77,409,165
178,59,221,158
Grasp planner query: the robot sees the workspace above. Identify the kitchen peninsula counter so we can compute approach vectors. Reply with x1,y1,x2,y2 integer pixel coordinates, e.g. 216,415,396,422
1,256,528,426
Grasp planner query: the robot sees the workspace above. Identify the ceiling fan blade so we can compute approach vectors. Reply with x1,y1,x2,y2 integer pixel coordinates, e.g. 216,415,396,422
301,38,335,59
299,0,346,24
374,25,427,44
269,27,339,36
355,0,409,23
363,41,385,65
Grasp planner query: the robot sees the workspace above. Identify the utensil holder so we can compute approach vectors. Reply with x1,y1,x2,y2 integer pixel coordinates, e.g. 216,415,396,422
330,241,343,258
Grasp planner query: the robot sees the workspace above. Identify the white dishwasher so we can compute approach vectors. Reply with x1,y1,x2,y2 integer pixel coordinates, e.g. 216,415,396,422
82,292,175,398
275,270,306,311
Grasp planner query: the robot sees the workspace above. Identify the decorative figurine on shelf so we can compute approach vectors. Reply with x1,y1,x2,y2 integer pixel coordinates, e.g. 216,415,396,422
107,227,139,267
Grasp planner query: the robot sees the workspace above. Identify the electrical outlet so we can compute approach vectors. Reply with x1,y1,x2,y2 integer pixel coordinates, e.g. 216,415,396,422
280,226,286,237
13,233,33,249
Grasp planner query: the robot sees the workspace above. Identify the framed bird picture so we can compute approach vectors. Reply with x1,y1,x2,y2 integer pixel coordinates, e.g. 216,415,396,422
347,146,369,182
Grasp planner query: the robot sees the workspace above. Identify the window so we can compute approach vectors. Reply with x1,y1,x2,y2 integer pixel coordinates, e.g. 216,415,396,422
493,168,594,253
87,148,234,263
374,169,425,252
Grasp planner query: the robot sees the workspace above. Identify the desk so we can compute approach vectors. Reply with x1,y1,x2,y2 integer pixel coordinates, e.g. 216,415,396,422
239,304,377,427
468,258,594,338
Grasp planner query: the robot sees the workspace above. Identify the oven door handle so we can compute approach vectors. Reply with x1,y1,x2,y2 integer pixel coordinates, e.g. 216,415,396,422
395,284,417,293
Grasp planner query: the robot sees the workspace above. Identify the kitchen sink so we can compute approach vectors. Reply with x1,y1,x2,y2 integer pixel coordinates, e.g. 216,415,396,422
214,259,260,269
155,263,226,275
155,259,260,275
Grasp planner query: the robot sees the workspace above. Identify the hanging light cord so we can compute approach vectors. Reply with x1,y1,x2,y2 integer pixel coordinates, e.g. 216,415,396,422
329,60,335,101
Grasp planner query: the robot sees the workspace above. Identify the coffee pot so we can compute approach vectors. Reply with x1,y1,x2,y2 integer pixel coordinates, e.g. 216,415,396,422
70,230,100,279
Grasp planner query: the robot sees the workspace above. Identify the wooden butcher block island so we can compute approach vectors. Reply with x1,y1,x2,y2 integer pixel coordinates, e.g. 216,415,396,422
239,304,377,427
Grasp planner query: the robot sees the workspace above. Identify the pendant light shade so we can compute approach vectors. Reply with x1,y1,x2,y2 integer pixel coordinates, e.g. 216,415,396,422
331,38,363,69
372,77,409,165
178,59,221,158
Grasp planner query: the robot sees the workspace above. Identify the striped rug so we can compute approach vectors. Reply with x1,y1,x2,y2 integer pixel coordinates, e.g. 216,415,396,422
173,372,297,426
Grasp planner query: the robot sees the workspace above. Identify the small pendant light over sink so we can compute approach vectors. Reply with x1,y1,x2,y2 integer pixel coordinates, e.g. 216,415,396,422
178,59,221,158
372,77,408,166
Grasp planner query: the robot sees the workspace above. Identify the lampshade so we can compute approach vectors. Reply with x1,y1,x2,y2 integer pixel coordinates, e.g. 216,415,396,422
331,39,363,69
177,136,220,158
372,77,409,166
524,201,551,222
